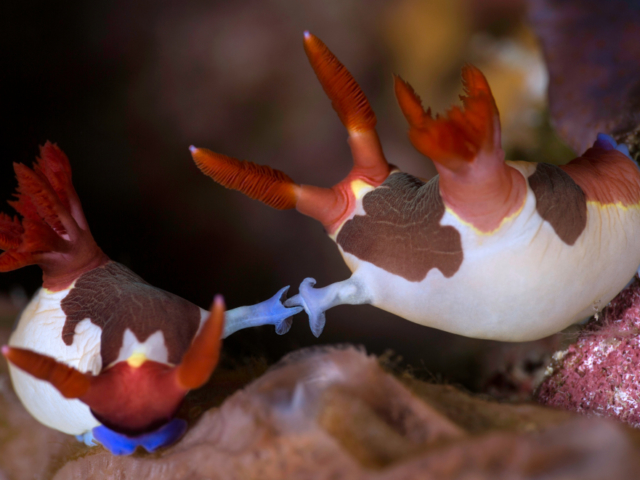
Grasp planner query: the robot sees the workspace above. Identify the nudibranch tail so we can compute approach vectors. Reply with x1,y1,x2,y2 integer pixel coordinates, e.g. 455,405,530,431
394,65,499,168
175,294,225,390
2,345,91,398
190,147,298,210
561,138,640,207
0,142,108,290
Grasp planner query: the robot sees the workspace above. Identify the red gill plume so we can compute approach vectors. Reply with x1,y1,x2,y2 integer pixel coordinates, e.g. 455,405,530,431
395,65,499,168
0,142,108,290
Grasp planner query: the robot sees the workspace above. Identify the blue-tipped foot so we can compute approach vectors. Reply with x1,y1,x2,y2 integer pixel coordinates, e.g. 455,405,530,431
76,430,97,447
595,133,632,160
222,286,303,338
266,285,302,335
92,418,188,455
285,278,327,338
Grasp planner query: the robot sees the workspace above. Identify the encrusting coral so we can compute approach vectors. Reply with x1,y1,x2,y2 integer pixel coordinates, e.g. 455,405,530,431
537,277,640,427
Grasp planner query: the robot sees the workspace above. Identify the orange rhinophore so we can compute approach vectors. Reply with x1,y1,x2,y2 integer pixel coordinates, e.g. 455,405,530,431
190,147,298,210
191,32,390,234
302,31,377,133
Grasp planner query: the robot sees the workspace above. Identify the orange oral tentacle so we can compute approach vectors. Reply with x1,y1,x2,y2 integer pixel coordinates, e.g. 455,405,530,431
2,345,91,398
175,295,226,390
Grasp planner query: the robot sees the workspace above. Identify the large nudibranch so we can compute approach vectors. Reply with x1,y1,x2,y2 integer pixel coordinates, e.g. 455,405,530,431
190,32,640,340
0,143,300,455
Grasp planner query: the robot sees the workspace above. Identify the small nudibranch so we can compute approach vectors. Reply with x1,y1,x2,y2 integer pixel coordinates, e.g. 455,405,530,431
0,143,301,455
190,32,640,341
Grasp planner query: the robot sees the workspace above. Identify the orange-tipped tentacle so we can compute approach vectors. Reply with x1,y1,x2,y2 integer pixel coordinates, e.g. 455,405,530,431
194,34,391,234
190,147,299,210
394,65,500,170
303,31,376,133
0,143,108,288
2,345,91,398
175,295,226,390
304,32,390,184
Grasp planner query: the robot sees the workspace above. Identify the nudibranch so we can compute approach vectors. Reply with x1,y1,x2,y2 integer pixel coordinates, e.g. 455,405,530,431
190,32,640,341
0,143,300,455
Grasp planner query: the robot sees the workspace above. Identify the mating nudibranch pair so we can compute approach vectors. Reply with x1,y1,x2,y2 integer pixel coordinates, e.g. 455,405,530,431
191,32,640,340
0,143,301,454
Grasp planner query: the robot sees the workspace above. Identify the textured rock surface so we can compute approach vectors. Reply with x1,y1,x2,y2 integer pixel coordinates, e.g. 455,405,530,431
3,345,638,479
538,277,640,427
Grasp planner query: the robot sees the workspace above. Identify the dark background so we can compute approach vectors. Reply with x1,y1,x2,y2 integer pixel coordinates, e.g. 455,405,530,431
0,0,570,390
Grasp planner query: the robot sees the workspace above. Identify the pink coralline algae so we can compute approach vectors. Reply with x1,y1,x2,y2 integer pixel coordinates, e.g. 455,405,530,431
537,277,640,427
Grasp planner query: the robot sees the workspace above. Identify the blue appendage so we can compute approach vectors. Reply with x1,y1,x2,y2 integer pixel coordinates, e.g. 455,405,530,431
223,286,303,338
595,133,632,160
285,277,372,337
92,418,188,455
76,430,97,447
